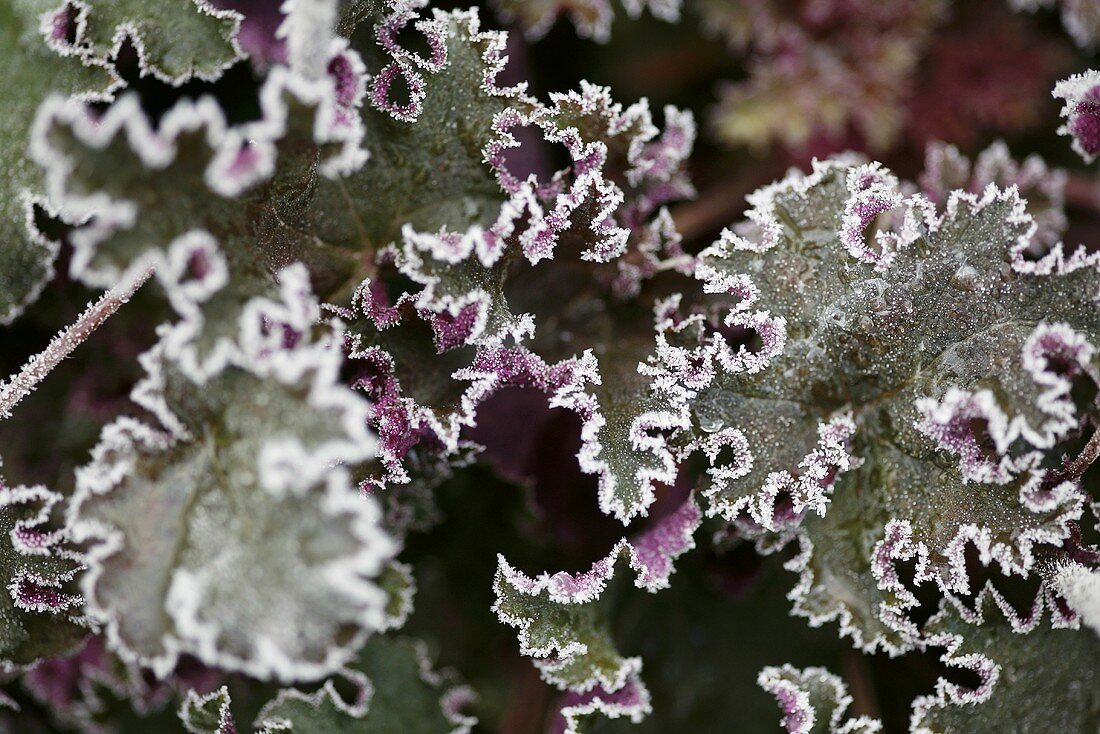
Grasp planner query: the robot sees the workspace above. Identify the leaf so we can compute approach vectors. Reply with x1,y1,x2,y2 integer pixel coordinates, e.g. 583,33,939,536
758,664,881,734
494,495,700,728
31,13,367,378
645,156,1100,649
570,341,690,525
918,141,1067,250
0,482,89,666
287,3,695,523
180,685,234,734
309,3,527,253
69,271,396,682
912,600,1100,733
42,0,243,83
179,636,475,734
0,0,116,324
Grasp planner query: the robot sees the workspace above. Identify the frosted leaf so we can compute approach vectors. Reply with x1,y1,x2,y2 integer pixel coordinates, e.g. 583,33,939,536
337,278,596,494
690,404,856,533
0,0,117,324
309,5,530,252
31,34,368,377
494,557,643,709
343,267,691,522
70,280,396,682
494,494,700,706
781,320,1090,648
1054,562,1100,636
33,53,367,287
646,156,1100,650
41,0,243,84
918,141,1067,250
311,3,694,311
336,281,479,491
787,446,1082,653
488,271,693,526
910,322,1097,480
371,90,695,520
396,224,535,348
0,482,89,666
549,674,650,734
758,665,881,734
484,83,694,265
180,637,475,733
911,600,1100,733
306,9,697,387
300,4,695,525
470,347,678,525
558,347,689,524
1054,70,1100,163
180,685,235,734
606,207,694,302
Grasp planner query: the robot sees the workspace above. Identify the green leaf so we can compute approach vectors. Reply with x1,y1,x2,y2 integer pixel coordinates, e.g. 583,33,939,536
47,0,243,83
0,482,88,666
646,156,1100,650
70,277,396,682
0,0,116,323
913,601,1100,733
180,637,475,733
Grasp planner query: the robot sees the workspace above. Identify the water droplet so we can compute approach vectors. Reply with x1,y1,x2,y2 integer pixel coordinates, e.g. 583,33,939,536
950,264,979,291
699,416,725,433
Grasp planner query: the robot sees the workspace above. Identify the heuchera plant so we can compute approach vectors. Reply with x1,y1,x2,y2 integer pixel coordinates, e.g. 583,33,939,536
0,0,1099,731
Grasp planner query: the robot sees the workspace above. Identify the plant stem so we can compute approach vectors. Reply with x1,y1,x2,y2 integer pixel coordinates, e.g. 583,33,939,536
670,163,786,245
1064,174,1100,213
842,648,880,720
0,266,155,419
1064,427,1100,483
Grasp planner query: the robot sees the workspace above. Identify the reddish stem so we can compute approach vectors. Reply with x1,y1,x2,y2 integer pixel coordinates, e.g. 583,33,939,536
1064,428,1100,483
